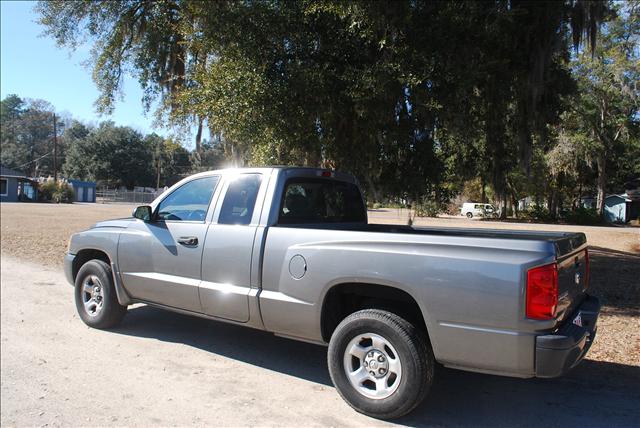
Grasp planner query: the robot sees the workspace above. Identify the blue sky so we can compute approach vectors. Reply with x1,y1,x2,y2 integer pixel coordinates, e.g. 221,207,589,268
0,1,162,136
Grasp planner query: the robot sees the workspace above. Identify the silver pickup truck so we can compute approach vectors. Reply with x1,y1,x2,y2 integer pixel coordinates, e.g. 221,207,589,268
65,167,600,419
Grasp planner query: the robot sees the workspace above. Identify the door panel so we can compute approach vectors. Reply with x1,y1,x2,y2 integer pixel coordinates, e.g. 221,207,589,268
118,175,221,312
198,173,264,322
199,224,255,321
118,221,207,312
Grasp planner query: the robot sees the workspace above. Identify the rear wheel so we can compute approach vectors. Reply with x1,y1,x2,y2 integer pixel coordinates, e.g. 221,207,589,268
328,309,434,419
466,212,473,218
74,259,127,329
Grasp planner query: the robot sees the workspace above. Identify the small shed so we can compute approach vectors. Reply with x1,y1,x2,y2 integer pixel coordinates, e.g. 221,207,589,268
604,194,632,223
68,179,96,203
579,196,596,209
0,165,38,202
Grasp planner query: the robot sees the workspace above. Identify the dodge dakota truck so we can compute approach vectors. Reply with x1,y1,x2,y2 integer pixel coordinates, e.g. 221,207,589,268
65,167,599,419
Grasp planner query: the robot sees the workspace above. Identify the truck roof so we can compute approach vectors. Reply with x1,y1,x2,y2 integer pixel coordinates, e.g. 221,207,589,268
186,166,358,184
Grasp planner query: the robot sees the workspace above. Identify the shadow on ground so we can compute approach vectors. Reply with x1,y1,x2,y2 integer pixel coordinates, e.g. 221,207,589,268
113,305,640,427
588,247,640,316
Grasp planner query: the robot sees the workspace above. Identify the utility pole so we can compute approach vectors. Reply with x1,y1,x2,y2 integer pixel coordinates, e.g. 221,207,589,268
53,113,58,182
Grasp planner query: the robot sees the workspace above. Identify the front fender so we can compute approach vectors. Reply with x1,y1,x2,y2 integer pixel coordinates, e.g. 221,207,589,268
67,228,132,305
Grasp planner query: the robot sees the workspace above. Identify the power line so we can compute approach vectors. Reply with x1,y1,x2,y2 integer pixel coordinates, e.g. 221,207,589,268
17,150,53,169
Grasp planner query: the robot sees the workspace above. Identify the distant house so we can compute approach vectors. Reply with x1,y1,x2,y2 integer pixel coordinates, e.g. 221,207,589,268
579,196,596,209
578,192,639,223
0,165,38,202
68,179,96,203
604,194,635,223
517,196,534,212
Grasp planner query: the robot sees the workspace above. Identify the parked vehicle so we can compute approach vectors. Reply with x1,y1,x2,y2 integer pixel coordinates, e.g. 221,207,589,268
65,167,599,419
460,202,497,218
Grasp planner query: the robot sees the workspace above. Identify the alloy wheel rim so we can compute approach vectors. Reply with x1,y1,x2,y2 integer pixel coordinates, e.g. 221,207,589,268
343,332,402,399
81,275,104,317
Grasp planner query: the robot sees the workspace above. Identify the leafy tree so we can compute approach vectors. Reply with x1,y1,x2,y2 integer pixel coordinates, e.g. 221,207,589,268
145,133,192,187
0,95,61,177
0,94,26,169
189,140,226,174
63,122,155,188
559,1,639,216
36,0,616,217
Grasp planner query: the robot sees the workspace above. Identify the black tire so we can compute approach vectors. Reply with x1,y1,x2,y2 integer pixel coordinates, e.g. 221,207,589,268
466,212,473,218
74,259,127,329
327,309,434,419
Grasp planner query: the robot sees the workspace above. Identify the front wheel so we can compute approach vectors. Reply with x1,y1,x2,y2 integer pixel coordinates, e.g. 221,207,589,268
74,259,127,329
328,309,434,419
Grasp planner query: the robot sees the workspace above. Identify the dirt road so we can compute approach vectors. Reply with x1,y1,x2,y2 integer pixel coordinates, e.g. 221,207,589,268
1,255,639,427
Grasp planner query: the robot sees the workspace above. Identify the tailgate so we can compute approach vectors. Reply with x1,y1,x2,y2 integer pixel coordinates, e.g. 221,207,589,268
555,242,589,323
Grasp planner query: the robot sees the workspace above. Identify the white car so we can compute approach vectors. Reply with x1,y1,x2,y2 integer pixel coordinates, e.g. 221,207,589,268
461,202,497,218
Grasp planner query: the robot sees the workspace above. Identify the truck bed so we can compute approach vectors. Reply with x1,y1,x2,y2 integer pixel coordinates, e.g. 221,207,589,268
261,221,588,377
277,222,587,258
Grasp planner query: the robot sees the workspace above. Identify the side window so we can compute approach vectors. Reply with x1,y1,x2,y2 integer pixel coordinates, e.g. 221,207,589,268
474,204,483,210
279,178,366,224
218,174,262,225
156,176,219,222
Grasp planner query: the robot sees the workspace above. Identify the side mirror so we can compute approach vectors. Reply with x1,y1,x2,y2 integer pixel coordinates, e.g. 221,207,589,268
133,205,153,221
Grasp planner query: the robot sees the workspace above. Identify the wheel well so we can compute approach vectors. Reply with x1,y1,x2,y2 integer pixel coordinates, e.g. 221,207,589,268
321,283,427,342
72,249,111,281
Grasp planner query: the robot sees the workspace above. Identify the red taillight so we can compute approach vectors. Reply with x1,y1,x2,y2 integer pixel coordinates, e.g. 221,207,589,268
321,170,332,177
526,263,558,320
584,249,590,289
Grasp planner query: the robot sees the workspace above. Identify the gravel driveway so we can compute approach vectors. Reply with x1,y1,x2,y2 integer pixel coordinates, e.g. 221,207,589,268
1,256,639,427
1,202,639,426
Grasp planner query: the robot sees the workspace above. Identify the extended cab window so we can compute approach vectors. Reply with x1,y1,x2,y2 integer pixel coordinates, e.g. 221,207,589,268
218,174,262,225
156,176,219,221
279,178,366,224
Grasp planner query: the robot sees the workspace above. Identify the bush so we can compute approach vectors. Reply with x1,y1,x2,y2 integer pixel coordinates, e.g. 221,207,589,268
415,199,441,217
39,181,75,203
52,184,75,203
521,205,552,222
38,180,58,201
564,207,601,225
368,201,406,209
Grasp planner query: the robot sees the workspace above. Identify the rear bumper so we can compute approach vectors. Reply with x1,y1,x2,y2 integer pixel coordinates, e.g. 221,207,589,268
535,295,600,378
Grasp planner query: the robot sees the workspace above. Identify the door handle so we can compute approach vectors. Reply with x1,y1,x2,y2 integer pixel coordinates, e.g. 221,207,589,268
177,236,198,246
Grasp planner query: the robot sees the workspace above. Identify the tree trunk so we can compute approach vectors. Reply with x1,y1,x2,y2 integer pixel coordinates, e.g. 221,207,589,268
481,176,486,203
194,116,203,153
517,97,532,177
365,174,382,203
511,191,519,219
549,189,558,220
596,151,606,217
500,192,508,219
577,181,582,209
484,78,507,220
